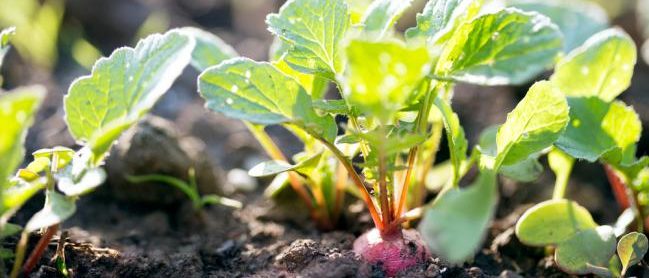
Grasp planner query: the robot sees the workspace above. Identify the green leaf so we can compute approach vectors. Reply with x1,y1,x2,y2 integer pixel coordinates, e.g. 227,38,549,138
179,27,238,72
515,199,597,246
57,167,106,197
496,81,569,166
436,8,562,85
346,0,373,24
617,232,649,274
198,58,337,141
342,39,433,123
313,99,355,115
499,157,543,182
361,0,412,38
419,168,497,263
508,0,608,52
555,226,617,275
434,96,467,186
249,152,323,177
0,27,15,68
478,125,543,182
32,146,75,169
1,178,46,217
405,0,483,43
550,28,636,102
0,86,45,187
64,30,195,162
555,98,641,162
24,191,76,232
266,0,350,78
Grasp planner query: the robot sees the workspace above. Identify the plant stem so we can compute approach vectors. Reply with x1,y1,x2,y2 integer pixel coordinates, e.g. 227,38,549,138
9,232,28,278
395,81,437,219
245,123,314,211
378,143,391,227
22,225,58,275
551,161,574,200
604,164,643,232
319,138,384,230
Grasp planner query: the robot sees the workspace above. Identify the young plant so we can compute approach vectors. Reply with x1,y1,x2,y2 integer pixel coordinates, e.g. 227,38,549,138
0,28,197,277
191,0,572,274
513,23,649,276
126,169,242,211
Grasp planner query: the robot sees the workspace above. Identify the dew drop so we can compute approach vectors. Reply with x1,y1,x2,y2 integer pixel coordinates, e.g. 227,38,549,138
231,85,239,92
128,76,134,82
226,98,234,105
491,32,500,40
245,70,252,78
580,66,589,75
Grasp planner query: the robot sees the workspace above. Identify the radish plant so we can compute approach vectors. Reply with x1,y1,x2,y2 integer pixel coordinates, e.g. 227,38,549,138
0,28,200,277
193,0,575,274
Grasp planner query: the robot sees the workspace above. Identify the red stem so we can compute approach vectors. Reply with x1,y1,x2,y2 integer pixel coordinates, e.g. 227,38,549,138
604,164,630,210
22,225,58,275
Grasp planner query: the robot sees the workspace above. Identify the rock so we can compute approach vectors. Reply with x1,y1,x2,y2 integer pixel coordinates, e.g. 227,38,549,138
106,116,223,205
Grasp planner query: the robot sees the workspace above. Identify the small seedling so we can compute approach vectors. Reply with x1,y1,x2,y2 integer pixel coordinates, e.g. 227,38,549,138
126,168,242,211
0,28,197,277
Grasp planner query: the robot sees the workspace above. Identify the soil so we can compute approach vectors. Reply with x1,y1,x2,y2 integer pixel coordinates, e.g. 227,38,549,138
3,0,649,277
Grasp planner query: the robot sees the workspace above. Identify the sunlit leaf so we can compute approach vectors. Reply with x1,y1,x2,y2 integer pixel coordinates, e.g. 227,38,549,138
515,199,597,246
550,28,636,102
361,0,412,38
249,152,323,177
64,30,194,163
434,96,467,186
24,190,76,232
342,38,433,123
508,0,608,52
406,0,483,44
198,58,338,141
266,0,350,78
0,86,45,187
496,81,569,166
436,8,562,85
555,98,641,162
179,26,238,72
617,232,649,275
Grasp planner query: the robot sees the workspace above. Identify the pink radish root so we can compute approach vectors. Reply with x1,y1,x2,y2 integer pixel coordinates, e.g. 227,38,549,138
353,228,430,276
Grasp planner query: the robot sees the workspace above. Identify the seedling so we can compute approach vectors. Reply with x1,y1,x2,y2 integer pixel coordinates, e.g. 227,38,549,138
0,28,197,277
126,168,242,211
512,13,649,275
190,0,578,274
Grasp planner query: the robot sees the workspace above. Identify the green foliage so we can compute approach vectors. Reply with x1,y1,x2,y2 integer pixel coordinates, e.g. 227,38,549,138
496,81,569,166
406,0,482,44
198,58,337,141
617,232,648,275
516,200,597,246
555,98,641,162
0,26,14,68
179,27,238,72
419,168,497,263
361,0,412,38
64,30,195,162
435,9,562,85
0,86,45,188
24,191,75,233
550,28,636,102
434,96,467,186
554,226,617,275
508,0,609,52
266,0,350,78
342,39,433,123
